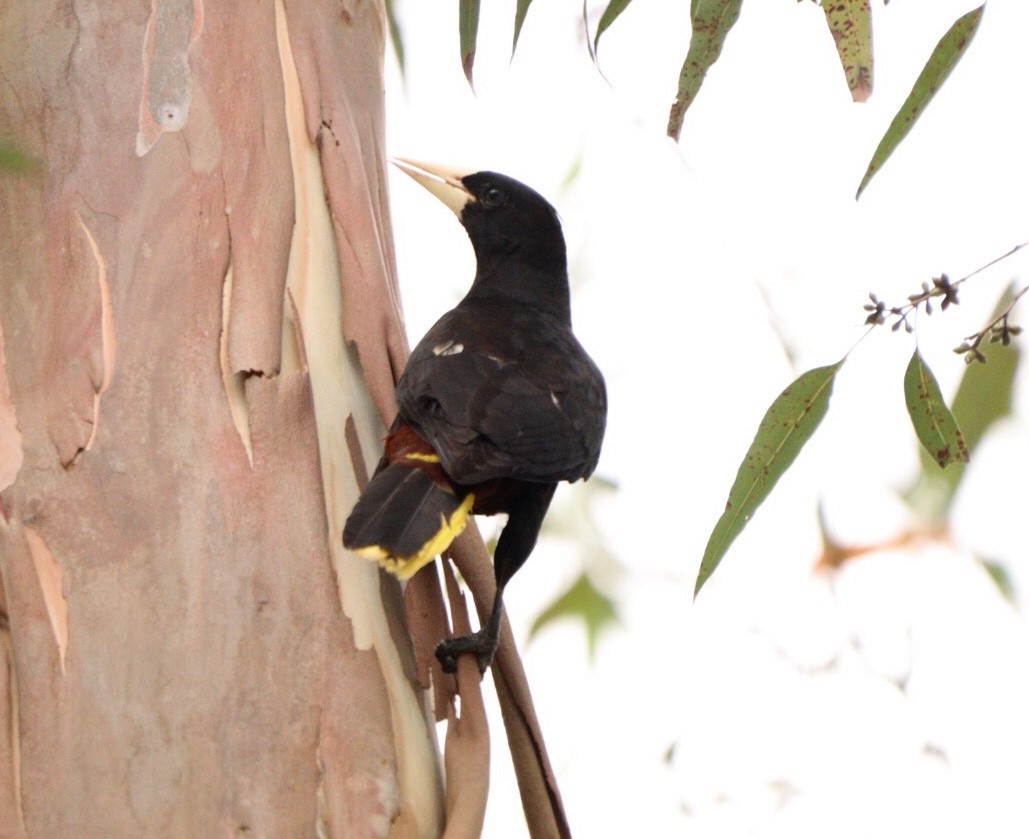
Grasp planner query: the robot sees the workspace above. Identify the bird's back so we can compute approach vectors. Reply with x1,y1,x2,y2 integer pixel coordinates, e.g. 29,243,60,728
397,297,606,487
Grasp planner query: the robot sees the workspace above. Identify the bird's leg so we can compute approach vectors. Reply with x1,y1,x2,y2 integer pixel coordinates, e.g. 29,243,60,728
436,483,557,674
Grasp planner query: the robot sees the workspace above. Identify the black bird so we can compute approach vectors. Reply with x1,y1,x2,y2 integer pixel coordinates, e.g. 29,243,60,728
344,160,607,673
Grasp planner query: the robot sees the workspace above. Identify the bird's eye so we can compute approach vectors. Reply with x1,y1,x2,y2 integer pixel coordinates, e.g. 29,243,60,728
480,185,506,208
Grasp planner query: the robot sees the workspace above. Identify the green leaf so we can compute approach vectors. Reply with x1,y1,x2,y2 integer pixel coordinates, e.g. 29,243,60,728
0,140,34,173
384,0,406,77
561,153,584,191
513,0,535,54
822,0,873,102
459,0,480,87
696,360,845,596
906,286,1020,518
856,5,984,199
981,559,1015,603
529,572,618,659
667,0,743,142
593,0,634,55
904,349,969,469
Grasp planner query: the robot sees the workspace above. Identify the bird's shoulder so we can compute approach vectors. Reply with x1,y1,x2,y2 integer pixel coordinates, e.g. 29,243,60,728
401,299,602,406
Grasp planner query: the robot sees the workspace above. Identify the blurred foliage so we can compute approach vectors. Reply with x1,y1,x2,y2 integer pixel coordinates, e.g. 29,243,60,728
383,0,406,76
983,559,1015,604
530,477,622,657
905,284,1021,522
0,140,34,173
528,572,618,659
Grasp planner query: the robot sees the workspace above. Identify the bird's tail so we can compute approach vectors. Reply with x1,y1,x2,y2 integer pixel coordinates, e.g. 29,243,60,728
343,462,475,581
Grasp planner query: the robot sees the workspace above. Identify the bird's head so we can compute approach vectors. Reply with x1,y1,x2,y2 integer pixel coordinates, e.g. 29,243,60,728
392,159,569,315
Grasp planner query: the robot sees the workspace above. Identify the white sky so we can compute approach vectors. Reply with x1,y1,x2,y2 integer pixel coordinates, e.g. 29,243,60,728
384,1,1029,835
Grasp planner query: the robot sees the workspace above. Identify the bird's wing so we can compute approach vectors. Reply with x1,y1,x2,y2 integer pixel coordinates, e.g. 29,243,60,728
397,329,605,485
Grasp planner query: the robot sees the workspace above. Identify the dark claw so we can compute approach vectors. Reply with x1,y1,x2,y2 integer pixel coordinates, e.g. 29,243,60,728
435,628,500,675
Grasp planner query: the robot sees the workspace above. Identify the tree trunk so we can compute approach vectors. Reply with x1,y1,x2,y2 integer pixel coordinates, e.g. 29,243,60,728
0,1,445,835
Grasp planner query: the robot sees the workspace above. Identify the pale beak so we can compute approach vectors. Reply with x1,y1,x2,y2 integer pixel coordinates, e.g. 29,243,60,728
391,158,476,216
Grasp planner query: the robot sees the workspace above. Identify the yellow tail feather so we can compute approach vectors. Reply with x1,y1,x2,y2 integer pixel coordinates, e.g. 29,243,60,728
354,492,476,581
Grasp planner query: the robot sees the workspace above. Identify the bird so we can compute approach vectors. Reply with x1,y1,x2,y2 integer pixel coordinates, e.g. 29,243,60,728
343,159,607,674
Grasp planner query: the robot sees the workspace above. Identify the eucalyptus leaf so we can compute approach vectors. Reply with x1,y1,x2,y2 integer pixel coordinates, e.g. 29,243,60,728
513,0,535,53
696,360,845,596
856,5,984,198
594,0,634,55
822,0,873,102
903,349,968,469
459,0,480,86
667,0,743,142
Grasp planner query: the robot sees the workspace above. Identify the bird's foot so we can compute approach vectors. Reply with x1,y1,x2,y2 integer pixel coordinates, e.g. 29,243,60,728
435,628,500,675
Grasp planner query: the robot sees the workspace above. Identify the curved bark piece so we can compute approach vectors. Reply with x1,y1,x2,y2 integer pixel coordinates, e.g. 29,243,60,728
440,561,490,839
448,530,572,839
282,0,410,424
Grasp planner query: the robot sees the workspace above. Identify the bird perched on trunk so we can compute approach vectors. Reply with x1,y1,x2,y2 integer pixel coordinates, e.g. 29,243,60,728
344,160,606,674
